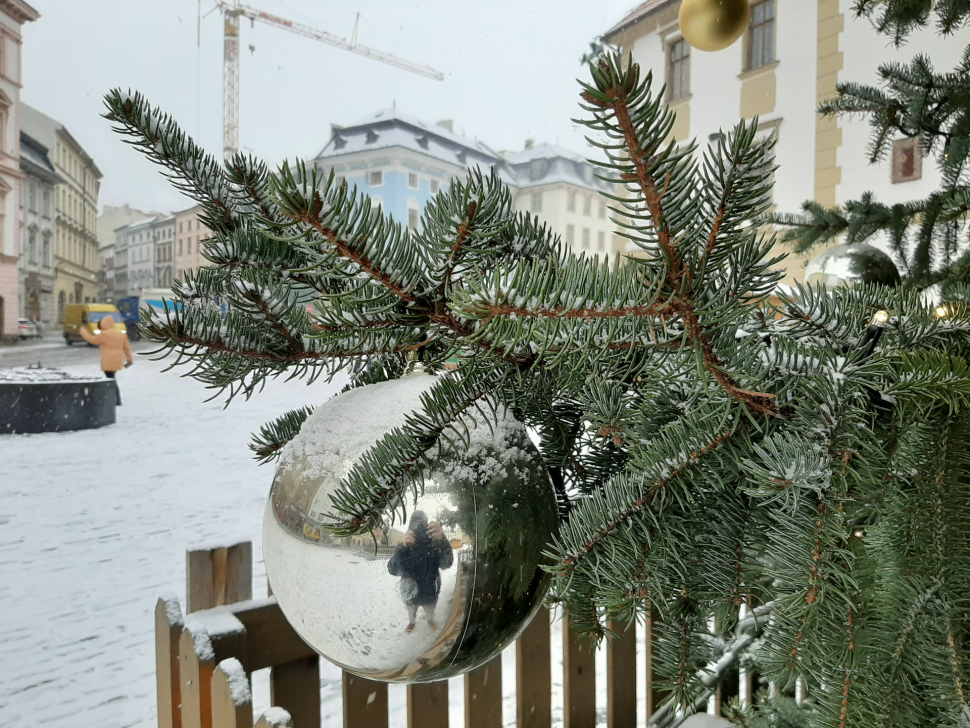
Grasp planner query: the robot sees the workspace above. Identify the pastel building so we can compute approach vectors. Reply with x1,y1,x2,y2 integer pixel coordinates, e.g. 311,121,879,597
0,0,39,341
312,109,624,259
602,0,967,282
173,205,212,281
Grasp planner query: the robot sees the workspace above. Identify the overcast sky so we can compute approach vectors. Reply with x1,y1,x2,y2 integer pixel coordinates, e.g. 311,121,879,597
21,0,634,215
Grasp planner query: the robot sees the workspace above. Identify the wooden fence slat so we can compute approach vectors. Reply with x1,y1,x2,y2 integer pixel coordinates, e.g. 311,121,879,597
187,542,253,614
343,672,388,728
156,595,184,728
270,656,321,728
211,658,253,728
180,624,216,728
516,606,551,728
646,607,666,720
563,613,595,728
407,681,449,728
606,620,636,728
464,655,502,728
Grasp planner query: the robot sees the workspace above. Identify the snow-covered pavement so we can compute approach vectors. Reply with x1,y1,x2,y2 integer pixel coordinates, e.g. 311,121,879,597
1,352,630,727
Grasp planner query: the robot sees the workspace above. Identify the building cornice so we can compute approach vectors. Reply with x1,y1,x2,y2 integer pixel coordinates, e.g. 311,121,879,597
1,0,40,25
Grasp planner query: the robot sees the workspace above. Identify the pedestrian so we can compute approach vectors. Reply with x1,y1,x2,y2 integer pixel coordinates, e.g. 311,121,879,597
387,511,454,633
78,315,133,405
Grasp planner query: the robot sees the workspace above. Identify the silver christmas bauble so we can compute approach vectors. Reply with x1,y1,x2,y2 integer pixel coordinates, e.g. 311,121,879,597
804,243,901,289
263,371,558,683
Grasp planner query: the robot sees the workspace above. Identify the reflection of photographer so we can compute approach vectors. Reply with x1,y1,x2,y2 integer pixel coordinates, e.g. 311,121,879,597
387,511,454,633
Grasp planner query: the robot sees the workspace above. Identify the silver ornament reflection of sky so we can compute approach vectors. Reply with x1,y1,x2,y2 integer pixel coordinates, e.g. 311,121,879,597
804,242,901,289
263,371,559,683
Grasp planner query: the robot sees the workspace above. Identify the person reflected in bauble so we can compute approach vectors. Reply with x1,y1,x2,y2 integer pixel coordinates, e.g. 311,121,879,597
387,511,454,633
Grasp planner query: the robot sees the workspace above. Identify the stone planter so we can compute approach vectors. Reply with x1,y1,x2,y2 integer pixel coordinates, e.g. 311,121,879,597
0,369,116,434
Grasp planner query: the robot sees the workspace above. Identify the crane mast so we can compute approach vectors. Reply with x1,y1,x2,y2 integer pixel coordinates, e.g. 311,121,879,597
214,1,444,159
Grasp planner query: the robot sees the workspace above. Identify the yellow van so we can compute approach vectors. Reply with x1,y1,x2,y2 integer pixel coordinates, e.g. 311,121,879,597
63,303,127,345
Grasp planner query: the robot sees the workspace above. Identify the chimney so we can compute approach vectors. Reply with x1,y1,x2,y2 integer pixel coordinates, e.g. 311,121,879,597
524,138,535,150
330,124,344,140
436,119,454,133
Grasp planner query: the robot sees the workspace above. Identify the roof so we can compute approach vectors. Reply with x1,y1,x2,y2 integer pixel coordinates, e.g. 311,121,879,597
19,103,103,179
497,143,613,193
603,0,678,43
315,107,500,169
19,132,62,185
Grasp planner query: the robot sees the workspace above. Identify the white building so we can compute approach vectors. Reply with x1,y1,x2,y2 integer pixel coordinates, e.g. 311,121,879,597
602,0,967,282
153,215,175,289
313,109,623,261
18,131,59,328
97,204,158,301
114,217,156,299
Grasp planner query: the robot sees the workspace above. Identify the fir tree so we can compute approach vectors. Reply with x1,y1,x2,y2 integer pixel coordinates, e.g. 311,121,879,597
105,34,969,728
772,0,970,292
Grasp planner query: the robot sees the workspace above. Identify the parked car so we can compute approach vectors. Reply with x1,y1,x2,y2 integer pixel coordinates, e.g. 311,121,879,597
62,303,127,345
17,319,39,339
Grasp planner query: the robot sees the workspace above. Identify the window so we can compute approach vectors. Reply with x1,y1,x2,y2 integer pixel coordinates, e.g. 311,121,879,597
28,229,36,263
178,240,183,256
566,224,575,246
747,1,776,70
408,172,419,189
531,193,542,213
668,38,690,100
530,159,548,181
187,240,192,254
597,231,605,252
892,138,922,184
582,196,591,216
335,175,345,187
598,200,606,219
430,180,440,195
582,228,591,249
567,192,576,212
179,222,183,233
369,170,384,186
370,199,382,224
408,207,420,230
43,234,50,266
28,183,36,212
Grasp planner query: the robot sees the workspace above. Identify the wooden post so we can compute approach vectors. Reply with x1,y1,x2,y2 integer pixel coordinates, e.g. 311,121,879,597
563,613,595,728
407,681,449,728
606,620,636,728
343,672,388,728
211,658,253,728
186,542,253,614
180,623,216,728
516,606,551,728
464,655,502,728
646,606,666,720
270,656,321,728
156,595,184,728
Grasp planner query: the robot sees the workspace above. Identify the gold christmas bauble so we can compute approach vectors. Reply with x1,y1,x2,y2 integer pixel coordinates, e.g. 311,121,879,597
679,0,750,52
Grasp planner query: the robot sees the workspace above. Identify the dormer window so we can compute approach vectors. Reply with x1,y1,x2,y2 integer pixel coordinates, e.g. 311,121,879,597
415,134,430,150
365,130,379,144
333,135,347,151
530,159,549,181
456,150,467,165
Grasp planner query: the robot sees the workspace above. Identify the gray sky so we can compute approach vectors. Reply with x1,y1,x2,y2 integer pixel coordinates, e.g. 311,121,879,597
21,0,634,215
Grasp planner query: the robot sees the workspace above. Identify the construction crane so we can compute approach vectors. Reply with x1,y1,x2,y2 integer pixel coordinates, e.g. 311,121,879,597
213,1,445,158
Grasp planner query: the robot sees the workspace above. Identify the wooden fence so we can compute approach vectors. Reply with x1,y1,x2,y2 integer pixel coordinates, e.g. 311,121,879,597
157,540,749,728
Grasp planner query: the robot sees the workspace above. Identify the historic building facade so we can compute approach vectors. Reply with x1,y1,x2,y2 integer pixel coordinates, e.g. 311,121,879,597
0,0,39,341
601,0,966,282
153,215,175,289
97,204,158,301
20,103,101,324
173,205,211,281
18,131,59,328
312,109,623,261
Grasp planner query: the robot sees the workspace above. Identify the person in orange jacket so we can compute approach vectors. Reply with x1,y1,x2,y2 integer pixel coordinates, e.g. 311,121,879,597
79,315,133,404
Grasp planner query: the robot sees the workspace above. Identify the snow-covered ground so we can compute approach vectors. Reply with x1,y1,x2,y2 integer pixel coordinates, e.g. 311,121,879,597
1,352,645,727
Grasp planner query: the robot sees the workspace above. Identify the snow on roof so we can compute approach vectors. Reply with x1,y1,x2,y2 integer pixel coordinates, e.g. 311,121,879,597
19,132,60,183
315,107,499,169
603,0,678,42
